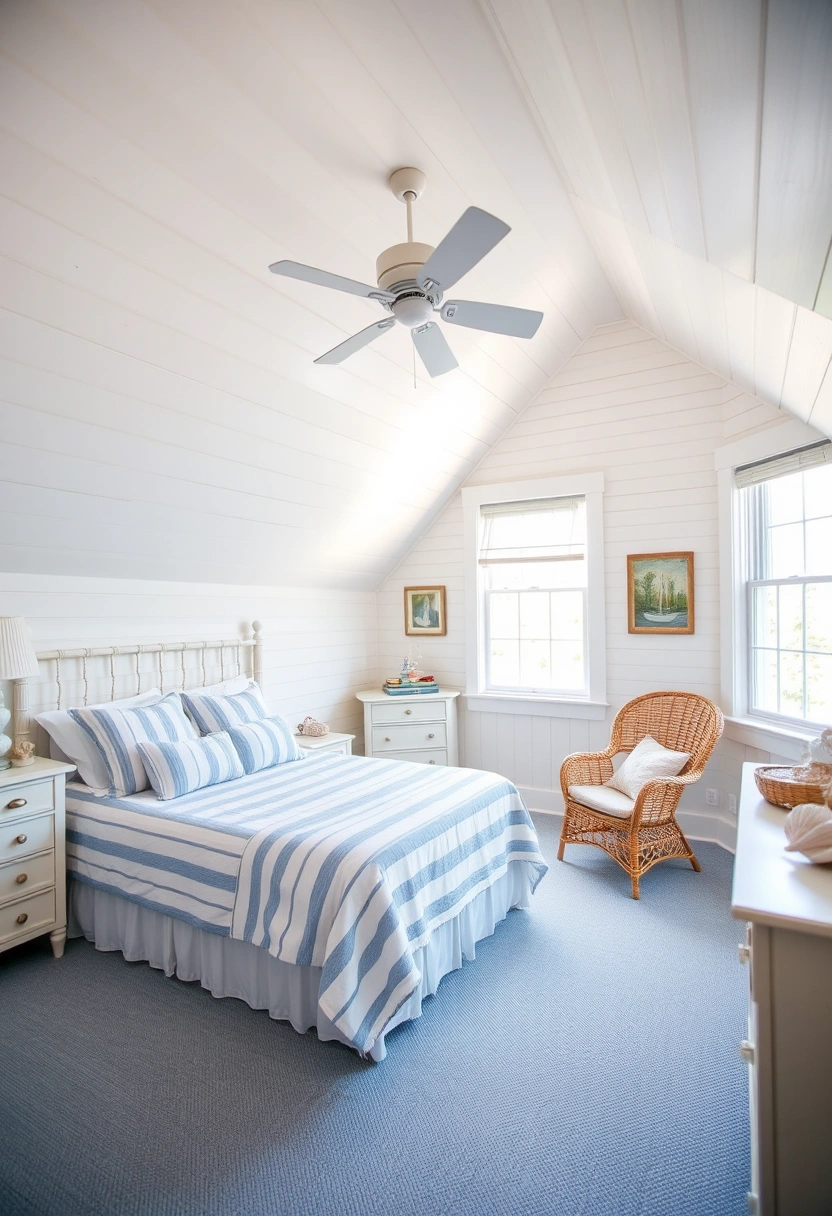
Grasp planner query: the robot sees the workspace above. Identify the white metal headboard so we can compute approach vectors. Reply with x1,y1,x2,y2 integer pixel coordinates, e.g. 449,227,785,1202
22,621,263,750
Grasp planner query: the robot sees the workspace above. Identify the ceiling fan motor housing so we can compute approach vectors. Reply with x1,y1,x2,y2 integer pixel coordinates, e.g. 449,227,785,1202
376,242,437,327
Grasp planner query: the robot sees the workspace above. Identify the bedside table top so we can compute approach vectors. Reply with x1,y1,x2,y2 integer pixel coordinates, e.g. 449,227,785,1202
356,688,460,703
0,757,76,786
293,732,355,749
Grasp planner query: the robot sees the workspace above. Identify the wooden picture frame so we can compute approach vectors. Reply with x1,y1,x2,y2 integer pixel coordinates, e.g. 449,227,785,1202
627,552,694,634
404,586,447,636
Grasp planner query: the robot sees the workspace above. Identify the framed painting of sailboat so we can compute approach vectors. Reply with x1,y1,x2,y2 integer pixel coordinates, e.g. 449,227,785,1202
627,552,694,634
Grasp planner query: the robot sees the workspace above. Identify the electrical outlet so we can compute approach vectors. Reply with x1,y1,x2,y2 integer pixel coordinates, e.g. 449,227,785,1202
728,794,737,816
705,787,719,807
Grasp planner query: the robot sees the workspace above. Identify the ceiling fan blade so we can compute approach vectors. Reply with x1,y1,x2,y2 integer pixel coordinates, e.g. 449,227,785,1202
418,207,511,292
411,322,459,377
440,299,543,339
314,319,395,365
269,260,394,302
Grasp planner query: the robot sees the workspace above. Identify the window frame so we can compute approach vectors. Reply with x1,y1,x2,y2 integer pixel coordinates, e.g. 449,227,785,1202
462,473,607,719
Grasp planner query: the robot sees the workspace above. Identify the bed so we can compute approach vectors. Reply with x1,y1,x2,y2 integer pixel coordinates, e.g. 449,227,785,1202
31,626,548,1060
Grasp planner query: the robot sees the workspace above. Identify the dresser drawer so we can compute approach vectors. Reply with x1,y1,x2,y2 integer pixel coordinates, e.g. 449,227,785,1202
0,888,55,944
383,749,449,766
1,813,54,863
373,723,447,752
0,850,55,905
1,778,54,817
371,699,447,725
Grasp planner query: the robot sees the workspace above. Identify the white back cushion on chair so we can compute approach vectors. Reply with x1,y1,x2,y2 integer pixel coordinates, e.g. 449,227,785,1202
568,785,635,819
605,735,690,800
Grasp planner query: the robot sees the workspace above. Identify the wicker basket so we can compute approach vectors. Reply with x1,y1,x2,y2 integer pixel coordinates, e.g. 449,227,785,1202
754,765,825,809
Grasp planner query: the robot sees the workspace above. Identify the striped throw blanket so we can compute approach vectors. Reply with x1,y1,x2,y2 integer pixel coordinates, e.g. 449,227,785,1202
67,754,547,1055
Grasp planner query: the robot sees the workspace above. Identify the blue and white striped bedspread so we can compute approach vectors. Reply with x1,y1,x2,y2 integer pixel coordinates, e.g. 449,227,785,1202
66,754,547,1054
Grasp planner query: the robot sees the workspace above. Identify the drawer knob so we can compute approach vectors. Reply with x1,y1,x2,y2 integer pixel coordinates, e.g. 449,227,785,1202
14,834,27,845
404,709,412,715
428,733,435,739
15,873,28,885
16,912,28,925
429,760,436,764
6,798,27,810
384,737,391,743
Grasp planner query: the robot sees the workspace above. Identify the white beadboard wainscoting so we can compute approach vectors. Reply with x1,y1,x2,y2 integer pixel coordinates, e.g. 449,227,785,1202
0,573,377,754
379,321,798,849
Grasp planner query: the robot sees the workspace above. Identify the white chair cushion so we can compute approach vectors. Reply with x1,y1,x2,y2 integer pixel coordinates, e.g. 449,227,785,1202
568,784,635,819
604,735,690,800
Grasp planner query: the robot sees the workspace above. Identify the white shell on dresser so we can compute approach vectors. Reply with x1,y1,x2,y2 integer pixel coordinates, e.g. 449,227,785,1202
356,689,460,766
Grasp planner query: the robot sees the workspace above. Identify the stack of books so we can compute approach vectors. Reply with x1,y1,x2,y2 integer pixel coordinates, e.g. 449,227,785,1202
383,676,439,696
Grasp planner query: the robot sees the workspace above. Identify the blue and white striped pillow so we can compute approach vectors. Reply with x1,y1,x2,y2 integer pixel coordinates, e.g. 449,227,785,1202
137,731,244,800
69,692,195,797
180,683,269,736
226,715,304,774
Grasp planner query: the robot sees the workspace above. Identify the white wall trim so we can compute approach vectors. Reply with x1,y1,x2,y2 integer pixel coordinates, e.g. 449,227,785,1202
713,418,826,471
465,693,608,719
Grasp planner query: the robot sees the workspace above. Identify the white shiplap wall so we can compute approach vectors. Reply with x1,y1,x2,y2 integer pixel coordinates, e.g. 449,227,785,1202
378,320,798,843
1,573,377,753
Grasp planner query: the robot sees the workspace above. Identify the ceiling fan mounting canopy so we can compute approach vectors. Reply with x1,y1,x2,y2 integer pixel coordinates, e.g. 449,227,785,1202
267,167,543,377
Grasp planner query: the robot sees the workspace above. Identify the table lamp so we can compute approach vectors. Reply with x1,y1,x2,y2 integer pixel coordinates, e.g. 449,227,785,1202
0,617,39,769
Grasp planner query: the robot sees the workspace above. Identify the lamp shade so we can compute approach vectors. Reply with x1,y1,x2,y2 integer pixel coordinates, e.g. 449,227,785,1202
0,617,39,680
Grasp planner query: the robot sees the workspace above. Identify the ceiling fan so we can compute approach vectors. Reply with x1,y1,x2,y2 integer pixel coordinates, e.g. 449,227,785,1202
268,167,543,378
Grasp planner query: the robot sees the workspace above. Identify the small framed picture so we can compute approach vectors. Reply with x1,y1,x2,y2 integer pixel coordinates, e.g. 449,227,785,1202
627,552,694,634
404,586,447,636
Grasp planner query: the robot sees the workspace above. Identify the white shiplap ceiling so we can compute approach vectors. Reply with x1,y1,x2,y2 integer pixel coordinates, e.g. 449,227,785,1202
0,0,620,588
483,0,832,437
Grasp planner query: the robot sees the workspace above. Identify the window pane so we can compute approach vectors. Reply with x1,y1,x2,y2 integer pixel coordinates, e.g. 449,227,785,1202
779,650,804,717
767,471,803,525
485,558,585,591
807,653,832,724
488,592,518,638
551,590,584,640
770,523,804,577
806,518,832,575
520,639,552,687
806,582,832,654
752,584,777,647
803,464,832,520
519,592,549,639
752,648,778,714
551,641,584,690
489,640,519,687
778,583,803,650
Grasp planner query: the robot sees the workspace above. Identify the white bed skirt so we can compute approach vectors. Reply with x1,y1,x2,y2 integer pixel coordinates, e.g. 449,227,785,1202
68,863,533,1061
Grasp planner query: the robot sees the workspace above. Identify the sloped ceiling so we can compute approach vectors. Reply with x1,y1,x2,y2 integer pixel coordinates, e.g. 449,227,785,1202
0,0,621,589
482,0,832,438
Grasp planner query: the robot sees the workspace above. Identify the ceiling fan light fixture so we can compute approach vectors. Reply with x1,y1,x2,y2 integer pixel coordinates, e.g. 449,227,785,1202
390,292,434,328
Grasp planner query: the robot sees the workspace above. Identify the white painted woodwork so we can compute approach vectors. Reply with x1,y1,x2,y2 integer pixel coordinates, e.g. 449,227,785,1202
294,733,354,757
0,0,621,589
356,689,459,767
733,763,832,1215
0,759,75,959
378,321,798,825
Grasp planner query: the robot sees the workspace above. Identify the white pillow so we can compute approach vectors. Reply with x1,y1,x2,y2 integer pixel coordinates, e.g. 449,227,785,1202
183,673,250,698
36,689,163,792
605,735,690,800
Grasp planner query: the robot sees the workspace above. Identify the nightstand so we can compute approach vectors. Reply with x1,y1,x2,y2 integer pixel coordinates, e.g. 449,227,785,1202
294,732,355,757
356,689,459,765
0,758,76,959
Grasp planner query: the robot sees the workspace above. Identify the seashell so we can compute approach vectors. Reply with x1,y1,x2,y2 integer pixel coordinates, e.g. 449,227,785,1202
297,716,329,737
807,729,832,766
784,802,832,865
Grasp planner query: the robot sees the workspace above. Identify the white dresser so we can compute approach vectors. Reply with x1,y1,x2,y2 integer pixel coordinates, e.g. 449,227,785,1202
0,758,76,959
356,689,459,766
732,762,832,1216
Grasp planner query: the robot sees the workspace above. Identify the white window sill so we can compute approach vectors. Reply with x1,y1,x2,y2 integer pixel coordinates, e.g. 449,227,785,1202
724,715,817,762
464,692,608,720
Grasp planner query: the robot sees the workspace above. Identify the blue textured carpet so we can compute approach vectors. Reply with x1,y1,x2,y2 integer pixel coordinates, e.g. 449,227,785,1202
0,816,748,1216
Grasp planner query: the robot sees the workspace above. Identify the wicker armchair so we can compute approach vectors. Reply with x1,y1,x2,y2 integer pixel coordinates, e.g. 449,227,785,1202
557,692,724,899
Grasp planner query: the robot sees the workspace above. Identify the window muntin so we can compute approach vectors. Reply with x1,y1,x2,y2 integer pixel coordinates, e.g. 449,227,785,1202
480,497,588,695
743,458,832,726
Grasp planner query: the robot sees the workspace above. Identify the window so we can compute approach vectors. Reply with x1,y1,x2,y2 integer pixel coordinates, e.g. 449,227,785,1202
737,442,832,727
462,474,606,717
480,496,587,694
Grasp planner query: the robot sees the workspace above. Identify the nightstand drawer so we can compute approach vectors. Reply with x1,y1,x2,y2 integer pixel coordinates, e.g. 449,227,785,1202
0,851,55,905
384,749,449,766
0,888,55,944
371,699,447,725
373,723,447,752
1,813,54,863
1,778,54,817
